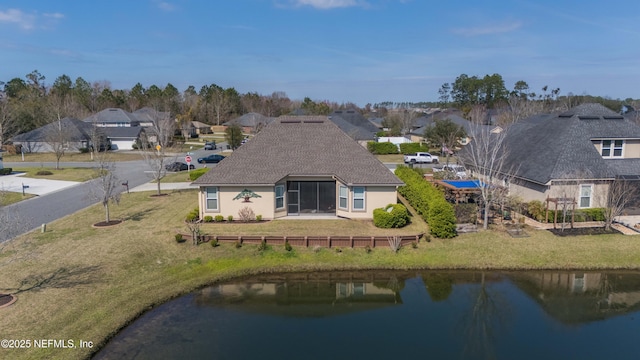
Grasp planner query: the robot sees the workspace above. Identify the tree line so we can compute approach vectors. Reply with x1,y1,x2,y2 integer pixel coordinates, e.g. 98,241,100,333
0,70,361,144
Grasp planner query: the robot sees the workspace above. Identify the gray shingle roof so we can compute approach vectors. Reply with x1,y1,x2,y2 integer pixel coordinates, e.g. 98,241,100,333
224,112,275,127
83,108,140,125
502,103,640,184
12,118,93,142
101,127,143,139
194,116,403,186
328,110,378,141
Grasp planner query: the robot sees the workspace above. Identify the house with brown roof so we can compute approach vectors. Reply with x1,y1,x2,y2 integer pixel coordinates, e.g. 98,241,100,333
193,116,403,220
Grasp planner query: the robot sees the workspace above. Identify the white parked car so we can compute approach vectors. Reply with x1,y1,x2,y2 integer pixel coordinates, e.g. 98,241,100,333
433,164,467,179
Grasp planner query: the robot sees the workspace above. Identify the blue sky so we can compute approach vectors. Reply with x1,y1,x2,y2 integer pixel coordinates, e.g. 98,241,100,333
1,0,639,106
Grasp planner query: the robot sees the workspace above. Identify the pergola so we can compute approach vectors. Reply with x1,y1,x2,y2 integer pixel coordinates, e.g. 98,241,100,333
545,197,576,229
432,179,482,203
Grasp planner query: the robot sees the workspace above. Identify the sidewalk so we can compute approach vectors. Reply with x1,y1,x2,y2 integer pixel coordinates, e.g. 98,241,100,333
129,182,198,192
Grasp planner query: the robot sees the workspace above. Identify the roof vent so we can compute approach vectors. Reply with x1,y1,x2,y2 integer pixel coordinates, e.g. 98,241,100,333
603,115,624,120
303,120,324,124
578,116,600,120
558,111,574,118
281,120,301,124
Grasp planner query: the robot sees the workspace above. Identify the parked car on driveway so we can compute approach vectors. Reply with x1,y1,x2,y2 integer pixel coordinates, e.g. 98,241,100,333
165,162,195,172
197,154,225,164
203,141,217,150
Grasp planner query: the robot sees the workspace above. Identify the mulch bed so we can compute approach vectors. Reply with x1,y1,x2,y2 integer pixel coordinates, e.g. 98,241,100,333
0,294,16,308
547,227,621,237
93,220,123,227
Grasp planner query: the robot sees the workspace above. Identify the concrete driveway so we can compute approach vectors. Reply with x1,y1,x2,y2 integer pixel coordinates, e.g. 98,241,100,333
0,172,79,195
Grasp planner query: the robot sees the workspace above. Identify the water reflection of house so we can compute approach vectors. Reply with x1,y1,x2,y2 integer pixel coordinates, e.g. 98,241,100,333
509,272,640,324
194,272,405,317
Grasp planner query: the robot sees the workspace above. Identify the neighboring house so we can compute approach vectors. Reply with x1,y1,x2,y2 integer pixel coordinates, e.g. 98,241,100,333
11,117,95,153
83,108,141,127
328,110,378,145
470,103,640,208
132,107,170,127
193,116,404,220
178,120,213,138
224,113,275,134
409,113,487,146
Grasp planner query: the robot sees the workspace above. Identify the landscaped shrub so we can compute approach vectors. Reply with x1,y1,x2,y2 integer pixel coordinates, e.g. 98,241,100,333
203,215,213,222
257,240,268,252
214,215,224,222
256,214,263,221
175,234,185,243
373,203,410,228
210,238,219,247
227,215,233,222
235,241,242,248
185,208,199,222
238,206,256,222
36,170,53,176
285,241,293,252
78,147,90,153
525,200,546,221
189,168,209,181
399,142,429,154
454,203,477,223
0,168,12,175
427,199,457,238
394,165,457,238
546,208,606,223
364,245,372,253
367,141,398,155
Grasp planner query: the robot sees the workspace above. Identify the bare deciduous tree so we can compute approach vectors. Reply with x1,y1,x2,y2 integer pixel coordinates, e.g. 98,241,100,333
44,117,71,170
460,106,513,229
89,157,121,224
603,178,636,231
138,107,175,196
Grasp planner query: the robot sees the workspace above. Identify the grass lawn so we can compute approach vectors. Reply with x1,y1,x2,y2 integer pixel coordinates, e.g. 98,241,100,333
0,191,36,205
376,154,404,163
13,167,99,182
3,152,142,163
1,190,640,359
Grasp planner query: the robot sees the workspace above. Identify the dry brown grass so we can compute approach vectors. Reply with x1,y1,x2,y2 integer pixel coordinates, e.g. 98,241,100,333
0,189,639,359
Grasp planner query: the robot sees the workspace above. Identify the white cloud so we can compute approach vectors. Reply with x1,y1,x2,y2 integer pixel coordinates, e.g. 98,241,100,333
154,1,176,12
290,0,366,9
0,8,36,30
452,21,523,37
43,12,65,19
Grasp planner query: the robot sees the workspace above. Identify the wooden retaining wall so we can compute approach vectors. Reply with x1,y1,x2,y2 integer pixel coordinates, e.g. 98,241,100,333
186,234,424,248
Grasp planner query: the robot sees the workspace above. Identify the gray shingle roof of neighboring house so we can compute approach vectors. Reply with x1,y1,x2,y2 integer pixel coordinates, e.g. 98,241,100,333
224,112,275,127
12,118,94,142
502,103,640,185
133,107,170,122
328,110,378,141
194,116,403,186
83,108,140,125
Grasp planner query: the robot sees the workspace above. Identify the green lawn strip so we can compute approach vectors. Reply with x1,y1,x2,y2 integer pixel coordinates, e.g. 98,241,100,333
13,167,98,182
0,191,36,205
3,152,142,163
1,190,639,359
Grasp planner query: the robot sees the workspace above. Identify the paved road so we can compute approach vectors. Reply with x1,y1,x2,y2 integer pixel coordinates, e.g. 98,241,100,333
1,160,153,243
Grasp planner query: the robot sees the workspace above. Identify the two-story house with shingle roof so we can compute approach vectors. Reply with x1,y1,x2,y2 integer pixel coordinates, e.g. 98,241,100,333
193,116,403,220
488,103,640,208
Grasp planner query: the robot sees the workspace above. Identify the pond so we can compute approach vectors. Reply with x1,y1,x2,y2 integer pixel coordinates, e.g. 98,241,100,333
94,270,640,359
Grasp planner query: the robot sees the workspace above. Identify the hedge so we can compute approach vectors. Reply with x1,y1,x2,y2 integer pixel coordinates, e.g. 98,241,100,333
395,165,457,238
373,203,410,228
367,141,398,154
0,168,12,175
546,208,606,223
399,142,430,154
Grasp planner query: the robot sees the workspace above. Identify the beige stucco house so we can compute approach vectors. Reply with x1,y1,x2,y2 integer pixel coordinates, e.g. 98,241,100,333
465,103,640,209
193,116,404,220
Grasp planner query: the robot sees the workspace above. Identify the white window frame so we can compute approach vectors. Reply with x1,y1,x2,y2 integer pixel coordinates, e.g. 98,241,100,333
205,187,219,211
338,185,348,210
352,186,365,211
601,139,624,158
275,185,285,210
579,184,592,208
